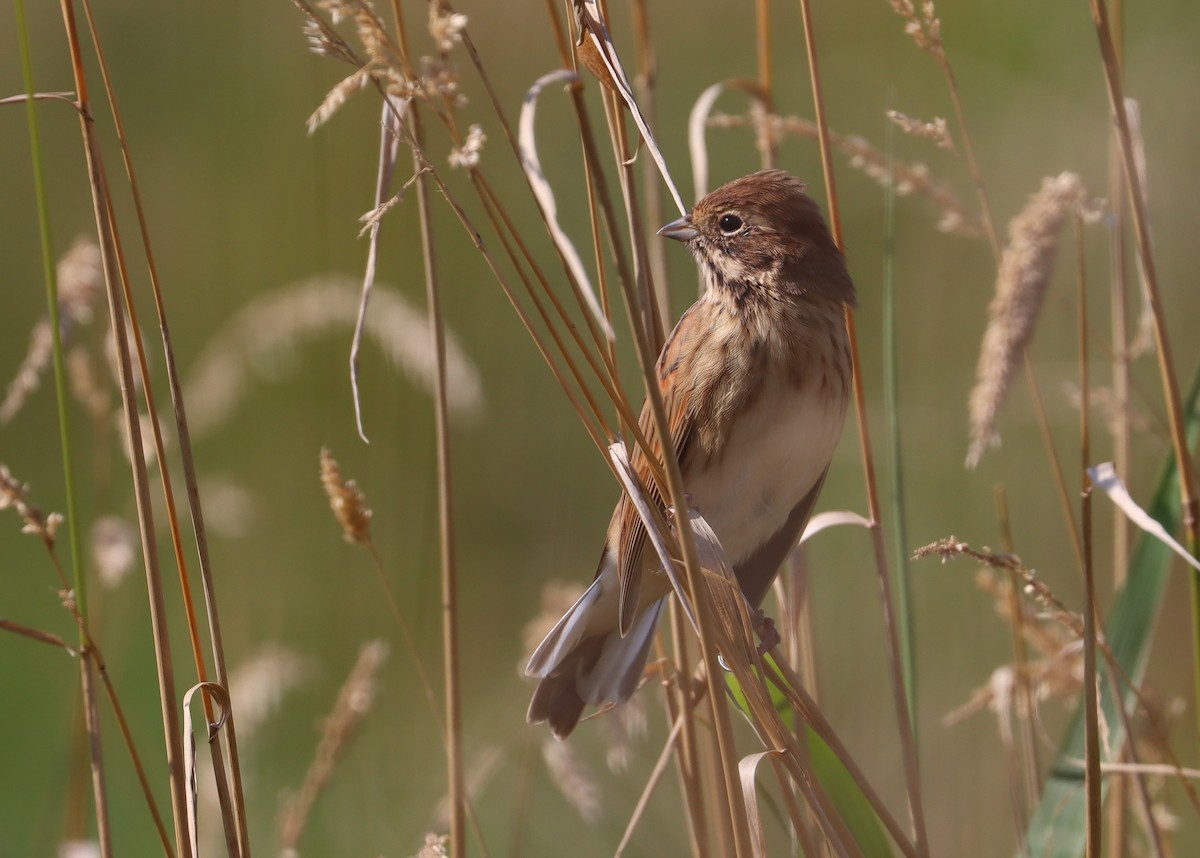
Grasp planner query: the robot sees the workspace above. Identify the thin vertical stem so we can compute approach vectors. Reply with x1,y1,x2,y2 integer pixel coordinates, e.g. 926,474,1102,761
413,112,465,858
80,652,113,858
882,103,915,723
753,0,777,168
1076,216,1102,857
57,1,190,851
994,485,1035,856
796,1,928,852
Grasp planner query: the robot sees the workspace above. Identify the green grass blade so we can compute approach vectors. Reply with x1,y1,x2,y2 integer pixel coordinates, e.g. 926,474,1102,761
1024,364,1200,856
727,669,895,856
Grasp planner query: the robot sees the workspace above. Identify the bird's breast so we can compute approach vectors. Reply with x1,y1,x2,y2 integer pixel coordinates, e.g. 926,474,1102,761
682,364,847,566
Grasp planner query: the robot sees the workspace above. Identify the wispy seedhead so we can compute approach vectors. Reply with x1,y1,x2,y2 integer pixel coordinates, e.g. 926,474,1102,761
541,738,602,824
411,833,449,858
428,4,468,55
886,109,956,152
66,348,111,421
184,278,483,438
90,516,138,589
319,447,373,545
0,464,64,548
279,640,388,852
1,237,104,425
599,693,646,773
915,538,1086,732
890,0,945,60
298,0,468,132
707,112,981,236
966,172,1101,467
448,123,486,170
198,475,258,539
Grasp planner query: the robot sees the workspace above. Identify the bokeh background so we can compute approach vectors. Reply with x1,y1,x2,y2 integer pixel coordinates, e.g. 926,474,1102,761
3,0,1200,855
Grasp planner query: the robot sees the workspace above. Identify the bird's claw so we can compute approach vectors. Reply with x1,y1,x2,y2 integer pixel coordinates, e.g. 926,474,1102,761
752,609,781,656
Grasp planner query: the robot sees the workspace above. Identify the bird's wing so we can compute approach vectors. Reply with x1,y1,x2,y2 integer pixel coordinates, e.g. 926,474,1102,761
733,465,829,609
611,329,697,637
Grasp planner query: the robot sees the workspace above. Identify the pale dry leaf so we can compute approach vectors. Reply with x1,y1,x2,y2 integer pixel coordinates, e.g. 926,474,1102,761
519,69,614,341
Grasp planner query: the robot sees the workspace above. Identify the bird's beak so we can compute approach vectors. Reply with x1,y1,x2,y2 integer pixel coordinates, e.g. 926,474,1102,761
657,215,698,242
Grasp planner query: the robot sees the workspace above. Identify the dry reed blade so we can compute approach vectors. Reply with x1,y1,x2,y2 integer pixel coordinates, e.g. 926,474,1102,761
350,95,407,442
519,69,615,342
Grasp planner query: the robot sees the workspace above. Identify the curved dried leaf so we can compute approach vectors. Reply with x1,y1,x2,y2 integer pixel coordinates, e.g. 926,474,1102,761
575,0,685,215
1089,461,1200,572
739,749,785,858
519,69,614,342
799,510,873,546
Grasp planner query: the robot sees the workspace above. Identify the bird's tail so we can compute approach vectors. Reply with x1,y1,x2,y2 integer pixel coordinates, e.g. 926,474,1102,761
526,582,665,739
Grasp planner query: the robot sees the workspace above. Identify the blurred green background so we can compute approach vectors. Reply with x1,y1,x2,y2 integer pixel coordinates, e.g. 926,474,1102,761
3,0,1200,855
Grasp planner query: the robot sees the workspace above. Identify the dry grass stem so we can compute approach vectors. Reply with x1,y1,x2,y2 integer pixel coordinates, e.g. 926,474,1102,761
434,747,502,830
278,640,388,852
966,172,1100,468
707,112,980,235
319,447,373,545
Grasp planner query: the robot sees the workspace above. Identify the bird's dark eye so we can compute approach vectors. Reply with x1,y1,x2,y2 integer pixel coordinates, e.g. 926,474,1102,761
718,213,743,235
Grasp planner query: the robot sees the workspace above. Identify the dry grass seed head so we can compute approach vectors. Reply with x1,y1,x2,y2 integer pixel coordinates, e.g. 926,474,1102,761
278,640,388,851
890,0,945,59
885,109,956,152
90,516,139,588
0,464,63,546
411,833,449,858
319,447,373,545
599,693,647,773
541,738,602,824
707,112,980,236
966,172,1099,468
184,278,483,438
448,124,486,169
1,237,103,425
428,4,468,54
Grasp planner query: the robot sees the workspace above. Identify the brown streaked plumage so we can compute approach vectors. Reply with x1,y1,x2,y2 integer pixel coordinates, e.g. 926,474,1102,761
526,171,856,738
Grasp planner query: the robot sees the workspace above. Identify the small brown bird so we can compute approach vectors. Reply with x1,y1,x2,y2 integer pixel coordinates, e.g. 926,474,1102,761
526,170,856,738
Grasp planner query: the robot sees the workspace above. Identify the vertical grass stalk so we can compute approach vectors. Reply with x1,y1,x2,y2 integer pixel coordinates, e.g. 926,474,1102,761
1076,216,1102,856
796,0,929,851
882,103,916,724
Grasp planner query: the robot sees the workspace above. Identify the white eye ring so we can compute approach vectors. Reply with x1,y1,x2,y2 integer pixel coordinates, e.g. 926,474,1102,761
718,213,744,235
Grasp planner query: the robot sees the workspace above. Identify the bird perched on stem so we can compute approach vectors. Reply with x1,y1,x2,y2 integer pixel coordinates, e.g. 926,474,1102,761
526,170,856,738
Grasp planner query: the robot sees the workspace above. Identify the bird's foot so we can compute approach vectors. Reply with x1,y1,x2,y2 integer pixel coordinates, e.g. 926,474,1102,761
752,609,781,656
